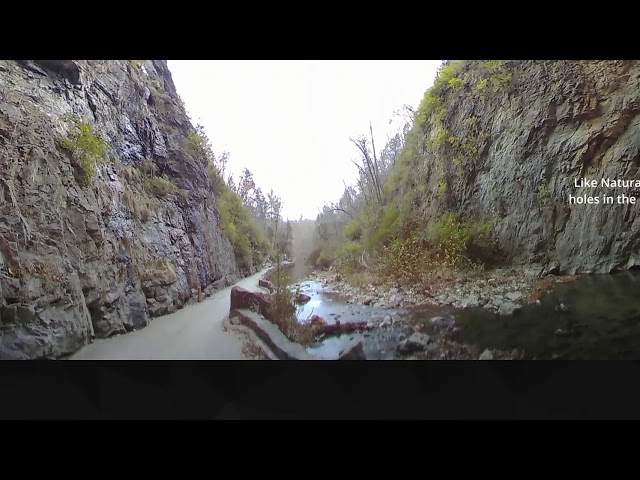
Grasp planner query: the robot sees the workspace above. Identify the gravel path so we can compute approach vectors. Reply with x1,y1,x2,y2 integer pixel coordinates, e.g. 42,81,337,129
71,269,269,360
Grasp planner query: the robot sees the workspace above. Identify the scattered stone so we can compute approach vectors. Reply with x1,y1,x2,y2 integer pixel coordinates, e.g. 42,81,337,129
556,303,570,313
462,294,479,308
363,296,376,305
505,291,523,302
397,332,431,355
498,302,521,316
478,349,494,360
391,314,401,324
338,339,366,360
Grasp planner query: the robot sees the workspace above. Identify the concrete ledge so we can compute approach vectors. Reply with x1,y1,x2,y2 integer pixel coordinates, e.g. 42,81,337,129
229,308,313,360
263,261,295,283
221,316,279,360
226,262,339,361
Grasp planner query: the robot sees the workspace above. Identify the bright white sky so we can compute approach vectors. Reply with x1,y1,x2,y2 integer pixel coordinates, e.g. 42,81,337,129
168,60,441,220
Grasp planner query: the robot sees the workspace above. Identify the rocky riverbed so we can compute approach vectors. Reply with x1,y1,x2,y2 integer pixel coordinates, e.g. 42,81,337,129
292,269,550,360
307,266,581,315
262,262,640,360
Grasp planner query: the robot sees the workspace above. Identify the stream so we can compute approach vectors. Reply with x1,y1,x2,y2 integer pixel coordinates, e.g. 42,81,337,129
294,270,640,360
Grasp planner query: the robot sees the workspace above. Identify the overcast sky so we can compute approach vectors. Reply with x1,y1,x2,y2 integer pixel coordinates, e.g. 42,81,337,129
168,60,441,220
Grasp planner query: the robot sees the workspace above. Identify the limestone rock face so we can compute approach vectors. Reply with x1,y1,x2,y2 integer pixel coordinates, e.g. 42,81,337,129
417,60,640,275
0,60,253,359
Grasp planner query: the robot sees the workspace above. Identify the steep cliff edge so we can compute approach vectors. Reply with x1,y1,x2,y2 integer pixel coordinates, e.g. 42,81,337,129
404,60,640,275
0,60,253,359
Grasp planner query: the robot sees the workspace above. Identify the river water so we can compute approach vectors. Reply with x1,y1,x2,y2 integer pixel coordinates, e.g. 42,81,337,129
452,270,640,359
294,279,413,360
294,271,640,360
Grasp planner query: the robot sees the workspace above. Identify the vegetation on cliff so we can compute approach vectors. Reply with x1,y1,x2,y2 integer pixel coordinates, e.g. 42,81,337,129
309,60,511,286
186,124,291,270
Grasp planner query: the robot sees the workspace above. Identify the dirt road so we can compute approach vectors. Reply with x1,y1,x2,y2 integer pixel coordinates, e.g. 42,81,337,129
71,269,268,360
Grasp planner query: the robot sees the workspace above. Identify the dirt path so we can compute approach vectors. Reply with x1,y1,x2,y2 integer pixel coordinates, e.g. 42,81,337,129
71,269,269,360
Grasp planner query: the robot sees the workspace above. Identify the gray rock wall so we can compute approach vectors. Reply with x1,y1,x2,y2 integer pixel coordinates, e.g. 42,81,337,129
417,60,640,274
0,60,250,359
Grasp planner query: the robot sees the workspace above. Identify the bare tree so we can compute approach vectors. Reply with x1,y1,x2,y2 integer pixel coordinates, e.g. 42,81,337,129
349,126,383,206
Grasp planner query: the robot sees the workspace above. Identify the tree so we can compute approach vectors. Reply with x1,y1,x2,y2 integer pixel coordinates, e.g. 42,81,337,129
267,189,283,250
253,187,268,226
349,122,383,207
216,150,230,179
238,168,256,204
227,173,236,193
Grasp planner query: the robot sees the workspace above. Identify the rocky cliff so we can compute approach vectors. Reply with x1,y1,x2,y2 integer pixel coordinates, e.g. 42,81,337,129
412,60,640,275
0,60,253,359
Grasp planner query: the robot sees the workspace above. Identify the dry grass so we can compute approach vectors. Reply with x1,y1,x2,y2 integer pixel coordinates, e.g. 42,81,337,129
242,339,269,360
269,264,315,345
115,159,161,223
140,157,157,176
137,257,176,281
145,175,179,197
121,184,157,223
524,274,583,303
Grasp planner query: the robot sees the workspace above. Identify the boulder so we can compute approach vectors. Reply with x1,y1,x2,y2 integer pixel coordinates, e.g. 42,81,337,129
258,279,275,292
338,339,366,360
397,332,431,355
498,302,521,316
295,293,311,304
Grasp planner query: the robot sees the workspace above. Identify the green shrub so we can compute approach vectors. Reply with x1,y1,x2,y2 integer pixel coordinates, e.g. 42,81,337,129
485,60,513,88
140,157,157,176
335,242,364,272
415,61,467,129
269,260,314,345
437,179,447,196
344,220,363,241
207,163,226,195
369,202,401,249
316,250,332,270
187,132,207,158
216,185,266,270
145,175,179,197
380,232,430,282
448,77,463,91
432,128,449,147
59,120,108,187
428,212,495,268
463,116,477,127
